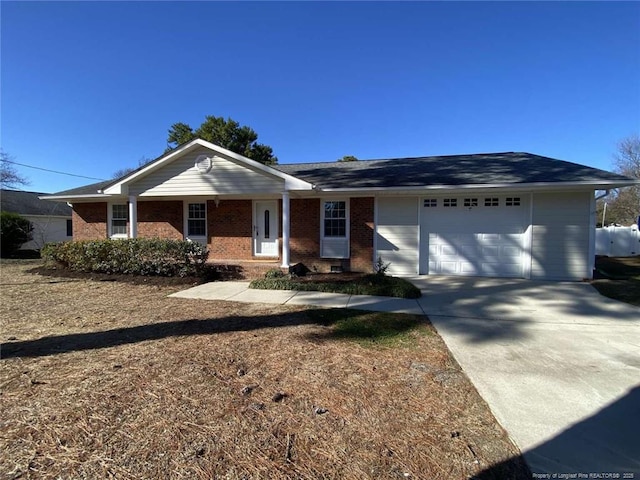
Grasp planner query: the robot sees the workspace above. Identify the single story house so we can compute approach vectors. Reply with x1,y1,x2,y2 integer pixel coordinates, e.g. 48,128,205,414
2,189,73,250
42,139,638,281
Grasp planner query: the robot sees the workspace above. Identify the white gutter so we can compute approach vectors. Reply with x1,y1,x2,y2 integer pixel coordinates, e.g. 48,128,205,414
40,194,113,201
317,179,640,195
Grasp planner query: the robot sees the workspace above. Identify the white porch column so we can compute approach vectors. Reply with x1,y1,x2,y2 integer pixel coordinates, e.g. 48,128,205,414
128,195,138,238
281,191,290,268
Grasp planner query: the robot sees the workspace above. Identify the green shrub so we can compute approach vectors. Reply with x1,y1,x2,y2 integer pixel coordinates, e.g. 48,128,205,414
1,211,34,257
41,239,208,277
250,273,421,299
264,268,286,279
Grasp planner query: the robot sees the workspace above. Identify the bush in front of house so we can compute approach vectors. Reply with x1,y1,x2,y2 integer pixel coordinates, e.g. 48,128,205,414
250,272,421,299
1,211,34,258
41,239,209,277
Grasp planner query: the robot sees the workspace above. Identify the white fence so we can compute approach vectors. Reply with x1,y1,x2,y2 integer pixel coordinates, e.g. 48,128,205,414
595,225,640,257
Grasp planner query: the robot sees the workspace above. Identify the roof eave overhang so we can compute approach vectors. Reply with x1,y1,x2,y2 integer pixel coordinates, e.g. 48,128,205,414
103,138,314,195
40,194,114,202
316,180,640,195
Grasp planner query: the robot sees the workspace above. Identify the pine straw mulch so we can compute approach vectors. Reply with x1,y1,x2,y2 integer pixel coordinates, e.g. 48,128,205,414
592,256,640,306
0,260,529,480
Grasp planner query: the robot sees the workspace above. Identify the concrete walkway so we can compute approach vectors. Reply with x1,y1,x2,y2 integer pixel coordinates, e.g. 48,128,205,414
171,278,640,476
169,281,426,315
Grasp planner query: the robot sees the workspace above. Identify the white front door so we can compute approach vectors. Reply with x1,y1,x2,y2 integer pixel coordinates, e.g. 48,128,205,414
254,200,278,256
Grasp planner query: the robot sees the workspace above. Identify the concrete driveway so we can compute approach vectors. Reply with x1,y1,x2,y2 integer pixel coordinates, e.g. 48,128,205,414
408,276,640,476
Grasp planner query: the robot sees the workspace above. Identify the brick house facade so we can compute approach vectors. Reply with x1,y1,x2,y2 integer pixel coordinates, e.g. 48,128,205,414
45,138,637,281
72,197,376,273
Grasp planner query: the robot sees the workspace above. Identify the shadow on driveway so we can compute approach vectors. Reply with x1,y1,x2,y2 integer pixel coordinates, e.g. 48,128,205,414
476,386,640,478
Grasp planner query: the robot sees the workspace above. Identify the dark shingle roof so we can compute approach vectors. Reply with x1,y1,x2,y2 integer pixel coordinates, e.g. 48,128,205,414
1,189,72,216
274,152,633,189
46,151,636,197
49,180,115,197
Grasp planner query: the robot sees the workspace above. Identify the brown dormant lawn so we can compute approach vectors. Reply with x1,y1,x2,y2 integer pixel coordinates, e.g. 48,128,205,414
0,261,529,479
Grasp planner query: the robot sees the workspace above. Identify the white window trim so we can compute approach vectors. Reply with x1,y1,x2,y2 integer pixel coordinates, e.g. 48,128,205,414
108,202,129,239
183,200,208,244
320,198,350,259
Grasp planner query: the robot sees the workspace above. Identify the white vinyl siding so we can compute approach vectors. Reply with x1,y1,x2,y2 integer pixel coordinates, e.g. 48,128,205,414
376,198,419,275
320,200,349,258
531,192,591,281
20,216,73,250
129,147,284,196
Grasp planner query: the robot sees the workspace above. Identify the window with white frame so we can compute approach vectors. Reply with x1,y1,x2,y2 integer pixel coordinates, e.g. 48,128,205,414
321,200,349,258
443,198,457,207
463,198,478,207
187,203,206,237
423,199,437,207
323,201,346,237
484,197,499,207
111,204,128,236
506,197,521,206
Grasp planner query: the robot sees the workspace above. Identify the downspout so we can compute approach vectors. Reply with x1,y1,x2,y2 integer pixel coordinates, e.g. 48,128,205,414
596,190,611,227
589,190,611,279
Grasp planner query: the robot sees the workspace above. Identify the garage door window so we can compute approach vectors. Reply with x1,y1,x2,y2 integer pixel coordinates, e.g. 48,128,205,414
484,197,499,207
443,198,457,207
463,198,478,207
506,197,521,206
424,199,437,207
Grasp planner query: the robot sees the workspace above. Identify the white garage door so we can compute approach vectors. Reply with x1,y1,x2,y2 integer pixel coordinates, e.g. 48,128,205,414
420,195,528,277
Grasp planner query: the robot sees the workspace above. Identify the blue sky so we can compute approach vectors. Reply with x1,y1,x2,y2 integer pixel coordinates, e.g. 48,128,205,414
2,1,639,193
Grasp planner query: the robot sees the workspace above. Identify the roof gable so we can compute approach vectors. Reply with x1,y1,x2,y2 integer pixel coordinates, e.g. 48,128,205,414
104,138,312,195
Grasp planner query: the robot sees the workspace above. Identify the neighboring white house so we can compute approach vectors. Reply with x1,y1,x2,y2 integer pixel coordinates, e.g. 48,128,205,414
596,225,640,257
1,189,73,250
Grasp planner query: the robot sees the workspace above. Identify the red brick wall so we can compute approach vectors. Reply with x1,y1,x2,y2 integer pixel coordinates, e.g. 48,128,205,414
72,203,107,240
137,201,183,240
208,199,253,260
350,197,375,272
70,197,375,272
289,197,374,273
290,198,322,268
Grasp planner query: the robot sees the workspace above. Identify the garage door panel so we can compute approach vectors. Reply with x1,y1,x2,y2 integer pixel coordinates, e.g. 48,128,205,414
440,261,460,274
421,196,527,278
502,245,522,257
460,262,480,274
